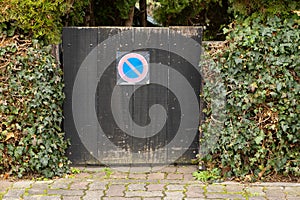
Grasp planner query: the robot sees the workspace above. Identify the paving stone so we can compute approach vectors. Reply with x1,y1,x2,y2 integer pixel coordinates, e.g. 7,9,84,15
144,198,162,200
90,172,107,179
74,172,92,179
125,191,164,197
267,196,284,200
0,181,13,193
147,172,165,180
110,172,128,179
128,173,147,180
128,183,146,191
185,186,205,198
225,184,244,193
183,173,194,181
103,197,141,200
69,181,90,190
47,189,84,196
248,197,266,200
106,184,125,197
23,195,61,200
89,181,107,190
206,193,245,199
164,191,184,199
206,184,226,193
31,181,52,190
83,190,104,200
62,196,81,200
159,166,178,173
265,187,285,198
161,179,188,184
245,186,265,196
50,180,72,189
3,188,25,198
286,196,300,200
184,198,206,200
166,184,185,191
2,197,23,200
166,173,183,180
285,186,300,196
12,180,33,189
147,184,165,191
27,188,47,195
253,182,300,187
176,166,197,174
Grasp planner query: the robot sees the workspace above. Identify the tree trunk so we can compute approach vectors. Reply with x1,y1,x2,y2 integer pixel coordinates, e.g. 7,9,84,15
139,0,147,27
125,6,135,26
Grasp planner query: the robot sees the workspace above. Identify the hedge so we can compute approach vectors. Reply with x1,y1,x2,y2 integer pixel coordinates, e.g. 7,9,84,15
0,29,69,178
200,14,300,181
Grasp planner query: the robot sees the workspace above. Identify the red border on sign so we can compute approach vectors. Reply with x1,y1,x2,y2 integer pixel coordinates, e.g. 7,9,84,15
117,53,149,83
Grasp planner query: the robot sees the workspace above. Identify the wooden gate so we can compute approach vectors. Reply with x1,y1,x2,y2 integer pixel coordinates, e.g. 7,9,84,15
63,27,202,165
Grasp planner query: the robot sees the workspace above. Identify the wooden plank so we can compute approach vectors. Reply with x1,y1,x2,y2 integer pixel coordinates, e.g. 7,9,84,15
63,27,100,164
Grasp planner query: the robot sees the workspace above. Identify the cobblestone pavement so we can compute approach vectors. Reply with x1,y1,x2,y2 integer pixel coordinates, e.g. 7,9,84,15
0,165,299,200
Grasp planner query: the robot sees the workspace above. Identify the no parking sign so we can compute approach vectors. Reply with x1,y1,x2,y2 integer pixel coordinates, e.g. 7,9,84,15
117,52,150,85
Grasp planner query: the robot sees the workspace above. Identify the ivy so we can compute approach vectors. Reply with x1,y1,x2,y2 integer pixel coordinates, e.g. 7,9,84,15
200,14,300,181
0,31,70,178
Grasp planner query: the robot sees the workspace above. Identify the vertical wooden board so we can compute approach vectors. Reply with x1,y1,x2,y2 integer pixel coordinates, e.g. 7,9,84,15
63,27,99,164
96,27,133,164
168,27,202,163
132,28,170,164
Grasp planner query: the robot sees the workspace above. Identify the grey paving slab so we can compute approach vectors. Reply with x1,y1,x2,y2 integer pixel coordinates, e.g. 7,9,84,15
185,185,205,198
206,192,245,199
125,191,164,197
166,173,184,180
50,180,72,189
147,172,165,180
12,180,33,189
206,184,226,193
285,186,300,196
128,183,146,191
164,191,185,199
245,186,265,196
27,188,47,195
23,195,61,200
248,197,266,200
128,173,147,180
82,190,104,200
105,184,125,197
62,196,82,200
3,188,25,198
69,181,90,190
176,166,198,174
225,184,244,193
47,189,84,196
147,183,166,191
166,184,185,191
88,181,107,190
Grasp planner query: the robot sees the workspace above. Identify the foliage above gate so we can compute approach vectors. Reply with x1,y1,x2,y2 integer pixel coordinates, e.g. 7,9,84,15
0,0,69,44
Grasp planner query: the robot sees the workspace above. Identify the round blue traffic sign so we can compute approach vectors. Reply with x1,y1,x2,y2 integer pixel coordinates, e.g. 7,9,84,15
117,53,149,83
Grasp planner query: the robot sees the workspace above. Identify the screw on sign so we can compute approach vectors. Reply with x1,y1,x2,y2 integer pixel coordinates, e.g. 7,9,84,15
118,53,149,83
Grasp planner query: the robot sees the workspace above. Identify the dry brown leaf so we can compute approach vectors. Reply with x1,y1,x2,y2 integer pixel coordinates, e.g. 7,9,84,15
5,132,15,141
